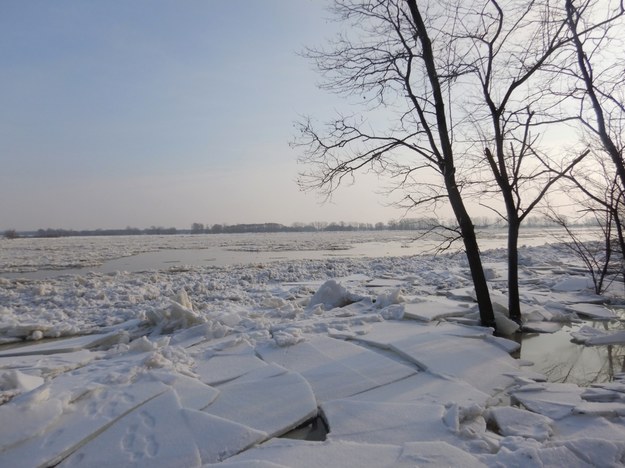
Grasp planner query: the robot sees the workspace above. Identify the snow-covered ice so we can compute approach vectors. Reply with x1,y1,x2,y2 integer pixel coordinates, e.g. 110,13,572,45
1,232,625,466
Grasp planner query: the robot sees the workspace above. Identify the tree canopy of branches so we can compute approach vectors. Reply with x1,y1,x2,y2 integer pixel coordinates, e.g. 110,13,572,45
565,0,625,187
555,153,625,293
296,0,625,329
562,0,625,281
296,0,498,328
438,0,591,322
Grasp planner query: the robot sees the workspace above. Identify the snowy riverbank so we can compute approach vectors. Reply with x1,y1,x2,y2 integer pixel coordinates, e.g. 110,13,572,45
1,239,625,466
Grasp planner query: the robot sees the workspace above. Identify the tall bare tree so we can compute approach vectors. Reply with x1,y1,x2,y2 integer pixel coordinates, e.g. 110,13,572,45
447,0,589,322
296,0,496,328
565,0,625,188
560,0,625,282
558,153,625,293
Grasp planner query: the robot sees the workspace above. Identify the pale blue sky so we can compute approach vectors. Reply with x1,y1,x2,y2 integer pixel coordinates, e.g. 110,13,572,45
0,0,406,230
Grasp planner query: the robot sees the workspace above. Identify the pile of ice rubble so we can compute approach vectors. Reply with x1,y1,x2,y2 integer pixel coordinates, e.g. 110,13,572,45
1,247,625,467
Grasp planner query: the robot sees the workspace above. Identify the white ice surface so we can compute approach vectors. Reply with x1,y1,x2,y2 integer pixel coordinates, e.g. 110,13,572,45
192,341,268,386
59,389,266,467
512,383,585,420
0,332,128,357
566,303,617,320
1,236,624,467
486,406,553,441
321,399,468,445
219,439,404,467
571,325,625,345
402,297,475,321
352,321,536,395
203,364,317,439
256,335,416,403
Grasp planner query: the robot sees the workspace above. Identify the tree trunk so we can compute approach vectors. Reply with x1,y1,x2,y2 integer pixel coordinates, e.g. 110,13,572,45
405,0,496,330
445,173,497,329
508,220,521,323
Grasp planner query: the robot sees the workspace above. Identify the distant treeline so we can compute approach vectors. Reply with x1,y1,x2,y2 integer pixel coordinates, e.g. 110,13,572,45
2,216,597,239
29,226,179,238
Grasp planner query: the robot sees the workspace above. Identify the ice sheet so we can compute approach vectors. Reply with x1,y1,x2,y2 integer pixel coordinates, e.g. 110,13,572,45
256,335,416,402
0,332,127,357
203,364,317,438
566,303,617,320
348,371,490,408
402,297,475,321
353,321,534,395
216,438,404,467
59,389,266,467
321,399,464,444
1,234,623,466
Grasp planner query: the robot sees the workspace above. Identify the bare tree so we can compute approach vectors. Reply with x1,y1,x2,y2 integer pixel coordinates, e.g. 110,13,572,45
3,229,18,240
560,152,625,292
444,0,590,322
296,0,498,328
565,0,625,188
190,223,205,234
558,0,625,284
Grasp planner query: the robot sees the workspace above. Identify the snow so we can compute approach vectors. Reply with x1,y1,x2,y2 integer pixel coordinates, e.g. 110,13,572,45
486,406,554,441
571,325,625,345
566,303,618,320
202,364,318,439
1,232,625,466
320,399,471,445
402,296,475,321
59,389,266,467
256,335,416,403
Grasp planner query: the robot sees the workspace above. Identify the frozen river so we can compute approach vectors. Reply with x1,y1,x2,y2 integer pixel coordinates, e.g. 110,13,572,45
0,226,598,279
2,226,625,465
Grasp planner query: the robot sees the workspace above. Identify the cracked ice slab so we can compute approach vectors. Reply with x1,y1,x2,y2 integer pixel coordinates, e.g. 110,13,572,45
0,331,127,357
397,441,485,467
0,349,98,385
347,371,490,407
321,399,469,446
0,380,170,467
553,438,625,466
217,438,487,467
192,341,268,386
402,297,475,322
0,342,220,466
571,325,625,345
256,335,416,403
566,303,617,320
213,439,404,467
512,383,586,420
353,321,534,395
478,443,591,467
58,389,266,467
203,364,317,439
486,406,554,441
326,399,487,451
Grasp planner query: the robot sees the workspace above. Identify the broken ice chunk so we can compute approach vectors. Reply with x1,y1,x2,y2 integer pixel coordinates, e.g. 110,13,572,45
256,335,415,403
512,383,584,420
59,389,265,467
308,280,364,310
567,303,617,320
486,406,553,441
203,364,317,439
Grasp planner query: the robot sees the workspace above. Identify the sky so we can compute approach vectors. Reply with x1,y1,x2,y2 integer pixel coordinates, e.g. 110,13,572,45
0,0,411,231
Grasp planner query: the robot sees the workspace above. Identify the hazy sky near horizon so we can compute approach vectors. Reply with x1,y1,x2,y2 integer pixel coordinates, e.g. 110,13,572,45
1,0,413,231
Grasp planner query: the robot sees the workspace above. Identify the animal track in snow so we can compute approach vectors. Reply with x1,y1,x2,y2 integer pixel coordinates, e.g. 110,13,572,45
120,412,160,462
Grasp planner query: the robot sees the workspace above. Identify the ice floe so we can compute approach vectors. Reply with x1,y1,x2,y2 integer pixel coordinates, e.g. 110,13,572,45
1,234,625,466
